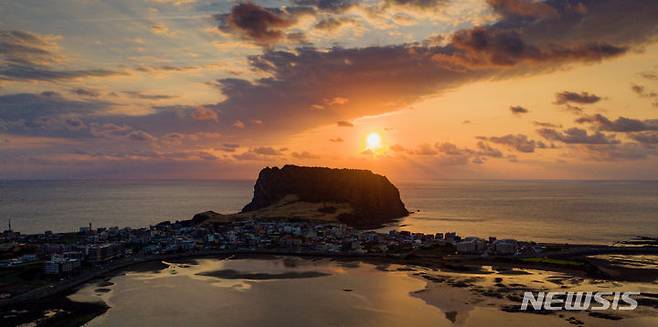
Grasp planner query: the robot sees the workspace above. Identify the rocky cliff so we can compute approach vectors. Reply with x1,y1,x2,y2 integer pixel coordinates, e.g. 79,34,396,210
241,165,409,228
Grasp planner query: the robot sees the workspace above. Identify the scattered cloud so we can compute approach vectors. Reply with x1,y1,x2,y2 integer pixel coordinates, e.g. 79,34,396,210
215,3,298,46
509,105,529,115
575,114,658,132
477,134,546,153
537,127,619,144
554,91,602,105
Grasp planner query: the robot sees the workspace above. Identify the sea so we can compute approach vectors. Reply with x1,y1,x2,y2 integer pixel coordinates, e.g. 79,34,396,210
1,179,657,244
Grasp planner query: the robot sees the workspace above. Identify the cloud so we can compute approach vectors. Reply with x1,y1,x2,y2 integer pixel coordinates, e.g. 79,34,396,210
329,137,344,142
233,120,246,128
70,87,102,98
337,120,354,127
0,64,126,82
475,141,503,158
190,106,219,122
0,92,110,133
533,121,561,128
291,151,319,159
537,127,619,144
390,144,409,153
554,91,602,105
639,71,658,81
486,0,560,19
575,114,658,132
579,143,658,161
127,130,157,142
386,0,447,9
415,143,438,155
630,84,658,106
121,91,177,100
435,28,625,68
0,30,126,82
215,3,297,46
291,0,356,13
509,105,529,115
151,23,176,37
209,0,658,137
630,132,658,144
478,134,545,152
435,141,504,165
218,143,240,152
0,30,60,66
315,17,358,31
251,146,284,156
233,146,285,160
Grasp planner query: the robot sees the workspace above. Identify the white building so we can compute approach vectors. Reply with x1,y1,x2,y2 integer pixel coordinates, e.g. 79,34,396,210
456,237,487,254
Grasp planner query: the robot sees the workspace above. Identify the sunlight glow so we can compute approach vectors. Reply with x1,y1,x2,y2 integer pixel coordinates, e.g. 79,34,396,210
366,132,382,150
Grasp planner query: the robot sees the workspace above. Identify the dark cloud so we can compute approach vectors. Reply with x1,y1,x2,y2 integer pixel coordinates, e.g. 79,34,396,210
554,91,602,105
630,132,658,144
70,87,102,98
475,141,503,158
0,92,110,131
233,146,286,160
315,17,357,31
0,30,126,82
121,91,177,100
218,143,240,152
537,127,619,144
0,64,126,82
478,134,545,153
386,0,447,9
435,141,503,165
579,143,658,161
133,65,199,73
251,146,284,156
630,84,658,106
329,137,344,142
486,0,560,19
191,106,219,122
215,3,297,45
291,0,356,13
575,114,658,132
210,1,658,137
337,120,354,127
509,105,529,115
127,130,157,142
0,30,59,66
291,151,319,159
533,121,562,128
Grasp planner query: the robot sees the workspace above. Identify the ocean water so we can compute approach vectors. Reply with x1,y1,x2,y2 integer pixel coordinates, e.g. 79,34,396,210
1,180,657,244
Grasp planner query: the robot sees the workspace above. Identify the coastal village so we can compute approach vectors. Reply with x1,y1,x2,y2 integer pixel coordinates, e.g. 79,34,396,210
0,217,540,300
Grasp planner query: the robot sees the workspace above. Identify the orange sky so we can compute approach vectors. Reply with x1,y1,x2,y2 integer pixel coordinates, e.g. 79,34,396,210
1,0,658,180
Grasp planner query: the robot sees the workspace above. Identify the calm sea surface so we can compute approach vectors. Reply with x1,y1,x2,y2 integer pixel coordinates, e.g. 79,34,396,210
1,180,657,244
67,257,658,327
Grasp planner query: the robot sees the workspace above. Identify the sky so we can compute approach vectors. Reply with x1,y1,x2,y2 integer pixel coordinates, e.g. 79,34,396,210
1,0,658,181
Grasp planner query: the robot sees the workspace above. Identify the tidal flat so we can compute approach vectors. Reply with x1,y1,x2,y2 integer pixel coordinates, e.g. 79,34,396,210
6,256,658,326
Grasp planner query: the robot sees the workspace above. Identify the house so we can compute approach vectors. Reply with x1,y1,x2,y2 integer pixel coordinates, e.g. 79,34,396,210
455,237,487,254
492,239,518,255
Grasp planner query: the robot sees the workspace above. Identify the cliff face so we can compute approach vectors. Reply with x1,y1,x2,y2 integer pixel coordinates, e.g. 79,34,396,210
242,165,409,228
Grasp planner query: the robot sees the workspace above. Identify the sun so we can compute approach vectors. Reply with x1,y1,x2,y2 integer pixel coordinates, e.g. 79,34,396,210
366,132,382,150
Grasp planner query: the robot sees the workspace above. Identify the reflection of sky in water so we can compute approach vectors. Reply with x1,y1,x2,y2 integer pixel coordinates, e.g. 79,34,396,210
70,257,658,327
